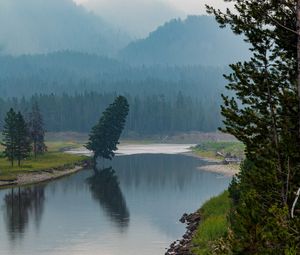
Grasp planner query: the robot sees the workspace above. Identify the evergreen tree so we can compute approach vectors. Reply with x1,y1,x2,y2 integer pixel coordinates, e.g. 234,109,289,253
207,0,300,253
15,112,31,167
2,108,17,166
28,102,47,158
86,96,129,161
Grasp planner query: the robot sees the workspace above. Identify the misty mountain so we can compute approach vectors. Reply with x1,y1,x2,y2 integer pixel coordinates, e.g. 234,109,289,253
119,15,250,66
0,0,130,56
77,0,183,37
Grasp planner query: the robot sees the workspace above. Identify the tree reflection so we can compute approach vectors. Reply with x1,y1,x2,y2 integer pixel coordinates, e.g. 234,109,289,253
87,167,129,229
3,186,45,241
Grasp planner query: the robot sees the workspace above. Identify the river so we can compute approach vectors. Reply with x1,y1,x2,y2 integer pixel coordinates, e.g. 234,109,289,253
0,145,230,255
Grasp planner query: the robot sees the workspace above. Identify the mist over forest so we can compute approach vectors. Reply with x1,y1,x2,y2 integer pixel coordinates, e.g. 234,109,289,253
0,0,131,56
0,0,249,136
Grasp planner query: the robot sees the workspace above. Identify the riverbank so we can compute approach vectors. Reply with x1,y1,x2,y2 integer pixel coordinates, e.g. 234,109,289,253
183,151,239,177
166,191,231,255
185,141,243,177
0,140,90,188
166,141,241,254
0,163,88,188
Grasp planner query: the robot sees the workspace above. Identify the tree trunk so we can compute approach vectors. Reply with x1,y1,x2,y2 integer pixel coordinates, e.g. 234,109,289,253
11,147,14,167
297,0,300,138
34,140,37,159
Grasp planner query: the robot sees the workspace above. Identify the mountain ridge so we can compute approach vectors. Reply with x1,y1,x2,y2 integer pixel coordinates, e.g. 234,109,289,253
0,0,130,56
119,15,250,66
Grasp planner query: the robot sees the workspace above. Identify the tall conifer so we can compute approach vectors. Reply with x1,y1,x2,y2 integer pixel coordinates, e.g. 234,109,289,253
2,108,17,166
28,102,47,158
15,112,31,167
86,96,129,161
207,0,300,252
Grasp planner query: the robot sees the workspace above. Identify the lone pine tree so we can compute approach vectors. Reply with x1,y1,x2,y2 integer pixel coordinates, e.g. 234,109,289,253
86,96,129,161
28,102,47,158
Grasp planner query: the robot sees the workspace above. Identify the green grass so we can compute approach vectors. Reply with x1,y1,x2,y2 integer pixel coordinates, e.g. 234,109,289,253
0,140,88,182
192,141,244,160
191,191,231,255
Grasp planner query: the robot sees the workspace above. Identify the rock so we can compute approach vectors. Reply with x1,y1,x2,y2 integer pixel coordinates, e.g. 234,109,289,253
165,212,201,254
180,213,188,223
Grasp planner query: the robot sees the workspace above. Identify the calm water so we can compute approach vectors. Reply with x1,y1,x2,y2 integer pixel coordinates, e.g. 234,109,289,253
0,154,230,255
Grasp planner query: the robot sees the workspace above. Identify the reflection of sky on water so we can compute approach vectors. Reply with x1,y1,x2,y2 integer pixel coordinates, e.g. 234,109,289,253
0,154,230,255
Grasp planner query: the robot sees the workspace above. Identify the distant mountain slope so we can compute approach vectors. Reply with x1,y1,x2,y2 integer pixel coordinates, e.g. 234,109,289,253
0,51,227,98
0,0,130,56
119,15,250,66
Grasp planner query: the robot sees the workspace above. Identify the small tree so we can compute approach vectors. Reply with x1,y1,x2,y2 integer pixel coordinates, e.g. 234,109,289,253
2,108,17,166
28,102,47,158
15,112,31,166
86,96,129,161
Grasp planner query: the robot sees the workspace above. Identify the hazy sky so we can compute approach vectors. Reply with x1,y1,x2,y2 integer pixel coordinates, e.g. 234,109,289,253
73,0,230,36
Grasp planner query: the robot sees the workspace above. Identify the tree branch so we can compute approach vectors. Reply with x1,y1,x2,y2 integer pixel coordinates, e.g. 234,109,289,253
291,187,300,218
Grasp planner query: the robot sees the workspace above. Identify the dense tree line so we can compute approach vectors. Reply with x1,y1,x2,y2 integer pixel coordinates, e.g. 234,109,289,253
0,52,226,98
0,92,221,136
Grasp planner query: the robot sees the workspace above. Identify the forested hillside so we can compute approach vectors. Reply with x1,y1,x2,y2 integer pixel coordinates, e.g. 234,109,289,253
0,52,226,98
0,93,221,135
119,15,250,66
0,13,239,136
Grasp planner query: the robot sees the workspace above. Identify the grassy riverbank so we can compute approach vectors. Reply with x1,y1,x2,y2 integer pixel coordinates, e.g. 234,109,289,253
0,141,88,182
191,191,231,255
192,141,244,160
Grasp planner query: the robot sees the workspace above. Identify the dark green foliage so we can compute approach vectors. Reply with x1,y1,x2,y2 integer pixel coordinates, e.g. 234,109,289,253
208,0,300,253
2,108,17,166
86,96,129,160
15,112,31,166
28,102,47,158
1,109,31,166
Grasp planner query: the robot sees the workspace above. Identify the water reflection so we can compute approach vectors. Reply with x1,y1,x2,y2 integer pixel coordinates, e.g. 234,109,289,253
3,186,45,241
111,154,212,190
0,154,230,255
87,167,130,229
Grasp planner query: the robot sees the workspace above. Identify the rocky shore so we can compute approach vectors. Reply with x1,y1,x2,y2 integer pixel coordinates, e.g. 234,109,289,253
165,212,201,255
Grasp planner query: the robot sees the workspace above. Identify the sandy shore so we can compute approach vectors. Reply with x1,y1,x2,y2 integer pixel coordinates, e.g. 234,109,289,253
65,143,196,156
183,152,239,177
197,164,238,177
0,165,84,188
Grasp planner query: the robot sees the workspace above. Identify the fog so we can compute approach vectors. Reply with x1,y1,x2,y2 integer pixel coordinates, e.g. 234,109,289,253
0,0,130,55
74,0,231,37
0,0,234,55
